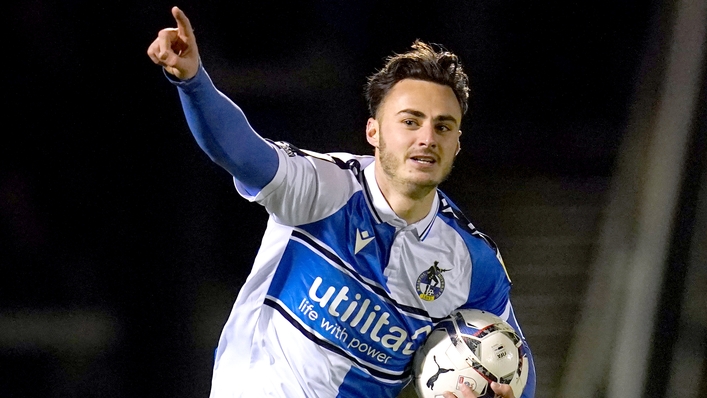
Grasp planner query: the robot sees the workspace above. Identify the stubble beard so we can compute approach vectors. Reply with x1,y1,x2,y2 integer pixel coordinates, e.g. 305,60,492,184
377,132,455,199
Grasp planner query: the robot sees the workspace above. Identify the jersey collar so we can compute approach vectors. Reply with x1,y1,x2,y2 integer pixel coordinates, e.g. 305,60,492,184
362,162,439,239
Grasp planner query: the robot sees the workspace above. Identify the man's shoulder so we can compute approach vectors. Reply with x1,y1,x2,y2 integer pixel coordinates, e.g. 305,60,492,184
435,190,470,229
434,190,511,284
435,190,500,252
270,140,374,172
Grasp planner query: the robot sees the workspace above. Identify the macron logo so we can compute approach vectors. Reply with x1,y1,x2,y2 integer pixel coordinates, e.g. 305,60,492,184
354,229,374,254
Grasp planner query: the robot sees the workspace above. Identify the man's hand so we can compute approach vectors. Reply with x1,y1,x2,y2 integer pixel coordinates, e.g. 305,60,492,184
147,6,199,80
441,382,516,398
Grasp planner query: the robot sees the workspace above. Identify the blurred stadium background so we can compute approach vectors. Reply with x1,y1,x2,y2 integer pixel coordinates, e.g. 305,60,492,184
2,0,705,397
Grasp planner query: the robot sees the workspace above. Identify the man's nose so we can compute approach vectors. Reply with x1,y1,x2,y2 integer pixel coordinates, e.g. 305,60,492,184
418,124,437,147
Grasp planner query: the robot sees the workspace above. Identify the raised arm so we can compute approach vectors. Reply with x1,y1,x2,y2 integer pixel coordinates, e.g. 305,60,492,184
147,7,278,194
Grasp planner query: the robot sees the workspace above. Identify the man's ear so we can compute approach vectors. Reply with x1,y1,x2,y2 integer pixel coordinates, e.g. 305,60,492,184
366,118,379,148
456,130,462,156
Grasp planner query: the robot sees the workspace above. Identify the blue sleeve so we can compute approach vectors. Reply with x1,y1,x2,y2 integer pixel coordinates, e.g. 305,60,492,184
167,64,279,194
460,240,536,397
506,303,536,398
462,237,511,316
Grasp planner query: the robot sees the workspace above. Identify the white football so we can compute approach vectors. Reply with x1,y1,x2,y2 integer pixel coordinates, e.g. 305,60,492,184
412,309,528,398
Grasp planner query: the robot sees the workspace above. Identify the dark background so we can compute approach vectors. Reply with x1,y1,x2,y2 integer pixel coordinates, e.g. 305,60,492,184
3,1,658,396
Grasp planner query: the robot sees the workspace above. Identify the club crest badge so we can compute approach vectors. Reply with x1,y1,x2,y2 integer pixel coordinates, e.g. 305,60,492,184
416,261,451,301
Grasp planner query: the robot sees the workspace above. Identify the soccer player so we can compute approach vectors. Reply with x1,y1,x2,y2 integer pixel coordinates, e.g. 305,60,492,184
147,7,536,398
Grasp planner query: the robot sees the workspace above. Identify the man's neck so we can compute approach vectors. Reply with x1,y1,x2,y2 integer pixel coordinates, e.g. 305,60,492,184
374,166,437,225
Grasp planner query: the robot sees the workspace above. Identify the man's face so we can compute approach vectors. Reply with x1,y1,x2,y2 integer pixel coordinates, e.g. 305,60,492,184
366,79,462,195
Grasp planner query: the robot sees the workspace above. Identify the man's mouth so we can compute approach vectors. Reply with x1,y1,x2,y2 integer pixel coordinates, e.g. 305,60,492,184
410,155,437,164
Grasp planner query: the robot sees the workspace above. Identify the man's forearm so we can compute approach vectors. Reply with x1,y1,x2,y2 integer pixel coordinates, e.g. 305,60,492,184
172,64,279,192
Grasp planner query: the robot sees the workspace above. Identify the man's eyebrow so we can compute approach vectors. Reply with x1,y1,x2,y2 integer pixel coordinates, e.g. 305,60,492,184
397,109,426,118
396,109,459,126
435,114,459,125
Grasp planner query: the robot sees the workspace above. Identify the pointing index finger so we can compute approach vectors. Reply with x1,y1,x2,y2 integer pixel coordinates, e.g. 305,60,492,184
171,6,193,38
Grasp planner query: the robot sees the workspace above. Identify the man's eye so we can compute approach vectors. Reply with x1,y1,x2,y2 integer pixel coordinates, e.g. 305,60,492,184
403,119,417,126
437,125,451,132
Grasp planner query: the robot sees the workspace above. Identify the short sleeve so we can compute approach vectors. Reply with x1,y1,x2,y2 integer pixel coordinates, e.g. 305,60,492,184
236,145,362,227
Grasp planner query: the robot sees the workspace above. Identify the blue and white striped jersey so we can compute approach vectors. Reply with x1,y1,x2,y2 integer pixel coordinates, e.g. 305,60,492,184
208,141,534,398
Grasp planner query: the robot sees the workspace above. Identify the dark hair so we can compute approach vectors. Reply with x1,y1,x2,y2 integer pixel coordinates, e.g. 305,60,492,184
365,40,470,118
